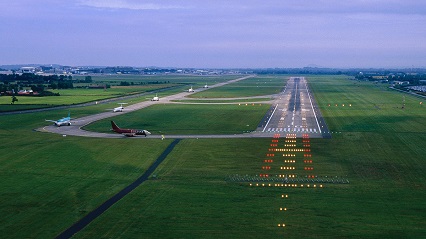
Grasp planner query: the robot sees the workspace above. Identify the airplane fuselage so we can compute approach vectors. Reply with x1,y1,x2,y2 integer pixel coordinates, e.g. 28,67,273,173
49,117,71,127
111,121,151,137
55,121,71,126
113,107,123,112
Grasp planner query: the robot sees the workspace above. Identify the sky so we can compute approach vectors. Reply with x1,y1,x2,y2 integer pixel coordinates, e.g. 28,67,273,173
1,0,426,68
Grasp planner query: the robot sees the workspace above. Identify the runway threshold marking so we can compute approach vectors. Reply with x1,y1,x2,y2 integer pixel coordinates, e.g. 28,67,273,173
55,139,181,239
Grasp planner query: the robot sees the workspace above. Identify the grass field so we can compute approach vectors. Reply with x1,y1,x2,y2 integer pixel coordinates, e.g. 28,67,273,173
74,74,236,86
189,76,286,98
0,85,175,112
172,97,273,103
84,103,270,135
0,112,172,238
0,75,425,238
0,75,237,112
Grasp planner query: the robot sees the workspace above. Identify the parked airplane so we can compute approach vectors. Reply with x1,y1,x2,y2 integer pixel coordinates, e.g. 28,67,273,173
112,103,128,112
204,84,209,88
151,94,159,101
188,86,194,92
111,121,151,137
46,112,72,127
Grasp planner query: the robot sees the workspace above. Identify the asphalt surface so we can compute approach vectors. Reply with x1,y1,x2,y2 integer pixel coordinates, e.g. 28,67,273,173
38,76,330,139
254,77,330,138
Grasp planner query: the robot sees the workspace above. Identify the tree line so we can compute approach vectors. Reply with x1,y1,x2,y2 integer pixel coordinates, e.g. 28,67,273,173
355,73,426,85
0,73,75,96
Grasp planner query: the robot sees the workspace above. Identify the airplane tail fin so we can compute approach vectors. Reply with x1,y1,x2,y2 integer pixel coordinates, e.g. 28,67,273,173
111,121,120,132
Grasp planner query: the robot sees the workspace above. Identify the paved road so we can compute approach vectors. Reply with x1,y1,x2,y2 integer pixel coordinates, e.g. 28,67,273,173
38,76,330,139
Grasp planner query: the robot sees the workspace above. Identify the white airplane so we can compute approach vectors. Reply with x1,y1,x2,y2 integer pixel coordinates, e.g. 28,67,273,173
46,112,73,127
151,94,159,101
204,84,209,88
112,103,128,112
188,86,194,92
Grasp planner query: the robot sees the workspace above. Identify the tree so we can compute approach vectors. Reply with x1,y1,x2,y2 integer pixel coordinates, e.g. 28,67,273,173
50,82,58,89
31,84,44,92
84,76,92,83
11,95,18,104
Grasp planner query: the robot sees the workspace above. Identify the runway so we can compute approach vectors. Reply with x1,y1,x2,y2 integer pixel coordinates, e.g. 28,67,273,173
38,76,330,139
255,77,331,138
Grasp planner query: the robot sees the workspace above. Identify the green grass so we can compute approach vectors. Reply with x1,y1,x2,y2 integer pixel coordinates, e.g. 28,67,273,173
74,74,237,86
309,75,426,134
84,103,271,135
78,75,425,238
0,74,425,238
0,75,242,112
74,135,426,238
189,76,286,98
0,112,173,238
172,98,273,103
0,85,174,112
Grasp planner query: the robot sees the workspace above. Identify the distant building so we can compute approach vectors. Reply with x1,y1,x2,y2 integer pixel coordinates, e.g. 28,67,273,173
407,86,426,92
88,84,106,89
393,81,410,86
17,89,39,95
21,67,36,73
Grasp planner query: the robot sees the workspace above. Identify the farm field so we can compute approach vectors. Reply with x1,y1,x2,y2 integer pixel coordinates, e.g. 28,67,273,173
0,75,425,238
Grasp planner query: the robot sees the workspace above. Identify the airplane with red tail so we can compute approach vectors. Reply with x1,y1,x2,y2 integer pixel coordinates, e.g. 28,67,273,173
111,121,151,137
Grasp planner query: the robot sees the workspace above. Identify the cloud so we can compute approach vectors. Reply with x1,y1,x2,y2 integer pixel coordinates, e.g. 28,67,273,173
77,0,183,10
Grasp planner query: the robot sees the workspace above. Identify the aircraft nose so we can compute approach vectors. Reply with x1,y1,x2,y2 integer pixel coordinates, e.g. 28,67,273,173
145,130,151,135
